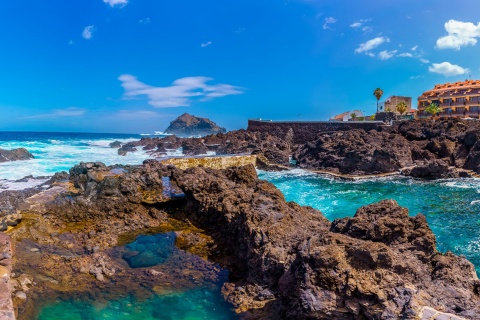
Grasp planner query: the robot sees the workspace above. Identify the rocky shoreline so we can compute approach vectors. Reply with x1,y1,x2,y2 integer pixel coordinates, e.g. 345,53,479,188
0,160,478,319
113,118,480,180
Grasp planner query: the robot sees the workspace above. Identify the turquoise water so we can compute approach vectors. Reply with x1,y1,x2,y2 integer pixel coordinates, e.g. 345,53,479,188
37,288,236,320
122,233,177,268
259,170,480,273
37,232,237,320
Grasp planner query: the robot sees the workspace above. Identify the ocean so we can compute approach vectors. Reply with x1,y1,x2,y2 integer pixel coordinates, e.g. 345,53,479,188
0,131,166,190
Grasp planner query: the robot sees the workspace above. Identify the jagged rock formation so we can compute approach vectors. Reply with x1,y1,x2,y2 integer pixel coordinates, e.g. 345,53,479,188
5,161,478,319
117,130,291,166
164,113,226,137
293,119,480,178
0,233,14,320
0,148,34,163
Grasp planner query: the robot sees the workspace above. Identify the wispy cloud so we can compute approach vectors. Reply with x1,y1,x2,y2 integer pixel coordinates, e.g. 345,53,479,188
103,0,128,7
411,45,418,51
354,36,389,56
350,19,371,32
139,18,151,24
428,61,469,76
68,40,74,45
23,107,86,119
397,52,413,58
323,17,337,30
201,41,212,48
82,26,95,40
378,50,397,60
118,75,245,108
436,20,480,50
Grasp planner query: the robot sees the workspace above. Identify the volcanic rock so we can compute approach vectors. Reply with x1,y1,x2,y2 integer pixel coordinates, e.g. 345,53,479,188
0,148,34,163
164,113,226,137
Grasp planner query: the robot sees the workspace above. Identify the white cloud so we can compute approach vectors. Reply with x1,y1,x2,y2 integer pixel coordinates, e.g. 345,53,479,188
397,52,413,58
23,107,86,119
411,45,418,51
139,18,151,24
428,62,469,76
420,58,430,64
118,75,245,108
410,75,422,80
323,17,337,30
201,41,212,48
436,20,480,50
103,0,127,7
82,26,95,40
350,19,371,28
378,50,397,60
354,37,389,55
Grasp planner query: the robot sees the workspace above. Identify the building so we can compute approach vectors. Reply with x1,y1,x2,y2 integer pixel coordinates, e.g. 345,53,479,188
383,96,413,114
417,80,480,118
330,110,364,121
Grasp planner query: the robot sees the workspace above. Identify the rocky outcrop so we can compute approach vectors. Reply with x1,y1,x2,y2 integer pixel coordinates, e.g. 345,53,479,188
292,119,480,177
0,233,15,320
115,130,291,166
5,162,480,319
164,113,226,137
0,148,34,163
171,165,480,319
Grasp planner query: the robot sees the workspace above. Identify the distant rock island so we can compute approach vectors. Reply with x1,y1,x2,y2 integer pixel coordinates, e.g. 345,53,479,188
164,113,226,137
0,148,34,163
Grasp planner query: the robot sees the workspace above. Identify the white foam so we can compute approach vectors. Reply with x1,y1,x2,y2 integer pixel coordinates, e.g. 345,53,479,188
0,178,50,191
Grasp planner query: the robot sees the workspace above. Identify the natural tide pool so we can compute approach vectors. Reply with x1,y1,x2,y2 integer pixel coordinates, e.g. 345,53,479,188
35,233,237,320
259,169,480,273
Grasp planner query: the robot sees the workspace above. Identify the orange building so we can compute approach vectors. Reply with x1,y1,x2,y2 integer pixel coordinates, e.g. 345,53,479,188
417,80,480,118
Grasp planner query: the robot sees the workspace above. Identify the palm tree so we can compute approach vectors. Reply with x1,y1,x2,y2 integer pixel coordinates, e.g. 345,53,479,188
396,102,408,119
350,113,357,121
425,103,441,120
373,88,383,113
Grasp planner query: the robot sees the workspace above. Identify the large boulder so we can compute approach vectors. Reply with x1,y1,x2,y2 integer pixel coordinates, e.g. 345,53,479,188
0,148,34,163
164,113,226,137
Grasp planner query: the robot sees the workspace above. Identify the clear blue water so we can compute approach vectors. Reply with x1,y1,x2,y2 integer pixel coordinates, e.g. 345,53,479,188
37,288,236,320
122,233,177,268
259,169,480,273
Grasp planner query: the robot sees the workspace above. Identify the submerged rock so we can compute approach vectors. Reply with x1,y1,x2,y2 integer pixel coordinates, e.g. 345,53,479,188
0,148,34,163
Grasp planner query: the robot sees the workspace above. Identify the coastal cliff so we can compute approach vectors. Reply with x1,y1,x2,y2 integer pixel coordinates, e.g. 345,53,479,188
3,161,479,319
164,113,226,137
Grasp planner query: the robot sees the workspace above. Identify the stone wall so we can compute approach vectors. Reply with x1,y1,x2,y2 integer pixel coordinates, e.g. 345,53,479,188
0,233,14,320
247,119,384,144
158,155,257,170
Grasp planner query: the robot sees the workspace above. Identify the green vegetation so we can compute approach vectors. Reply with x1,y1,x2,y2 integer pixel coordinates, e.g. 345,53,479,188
350,113,357,121
396,102,408,119
373,88,383,112
425,103,441,119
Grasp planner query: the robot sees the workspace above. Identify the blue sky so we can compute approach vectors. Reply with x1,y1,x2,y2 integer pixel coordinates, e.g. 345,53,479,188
0,0,479,133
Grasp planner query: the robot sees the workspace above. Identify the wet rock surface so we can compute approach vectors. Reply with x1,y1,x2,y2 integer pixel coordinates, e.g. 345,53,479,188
0,148,34,163
3,162,480,319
